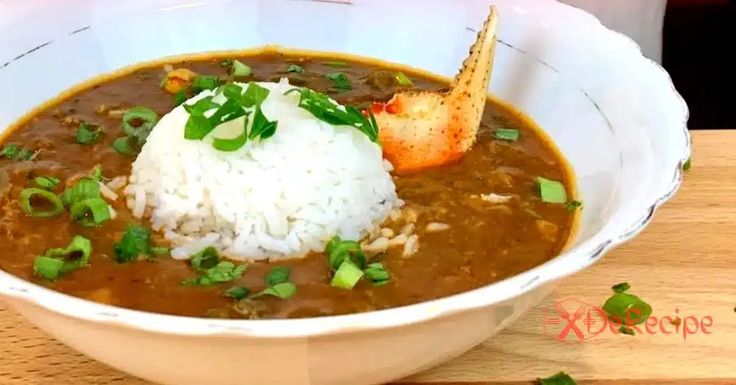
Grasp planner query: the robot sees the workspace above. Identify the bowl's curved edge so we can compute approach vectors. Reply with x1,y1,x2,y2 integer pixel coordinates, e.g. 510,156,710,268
0,0,691,338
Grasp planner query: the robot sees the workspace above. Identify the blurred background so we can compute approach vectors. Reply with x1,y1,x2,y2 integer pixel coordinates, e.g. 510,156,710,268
562,0,735,130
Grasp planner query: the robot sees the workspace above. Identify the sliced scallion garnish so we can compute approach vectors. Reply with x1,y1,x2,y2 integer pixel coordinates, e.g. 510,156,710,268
537,372,577,385
114,225,153,263
286,87,379,143
493,128,520,142
76,122,103,144
231,60,252,77
326,72,352,91
224,286,250,300
61,178,100,207
253,282,296,299
537,177,567,204
33,235,92,280
1,144,35,161
33,176,60,190
287,64,304,74
19,188,64,218
191,247,220,271
122,106,159,145
112,136,136,155
70,197,111,227
173,90,188,107
191,75,220,92
363,262,390,286
265,267,291,286
323,61,348,68
331,260,364,290
395,72,413,86
602,283,652,327
564,200,582,212
183,261,247,286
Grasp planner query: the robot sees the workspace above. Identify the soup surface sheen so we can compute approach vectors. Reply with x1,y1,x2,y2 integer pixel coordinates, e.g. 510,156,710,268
0,51,576,319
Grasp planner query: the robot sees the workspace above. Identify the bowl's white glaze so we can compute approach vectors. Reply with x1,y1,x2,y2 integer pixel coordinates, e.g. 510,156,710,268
0,0,690,384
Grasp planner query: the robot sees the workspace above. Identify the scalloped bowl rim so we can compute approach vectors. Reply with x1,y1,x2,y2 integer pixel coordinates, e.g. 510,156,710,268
0,0,691,338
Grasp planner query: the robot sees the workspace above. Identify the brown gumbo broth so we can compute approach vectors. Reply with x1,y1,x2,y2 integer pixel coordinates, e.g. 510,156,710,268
0,52,576,319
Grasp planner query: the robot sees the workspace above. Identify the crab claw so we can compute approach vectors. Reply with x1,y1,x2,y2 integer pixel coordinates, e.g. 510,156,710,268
374,6,499,174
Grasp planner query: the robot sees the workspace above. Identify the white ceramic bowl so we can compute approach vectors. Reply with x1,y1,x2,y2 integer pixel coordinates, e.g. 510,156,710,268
0,0,690,384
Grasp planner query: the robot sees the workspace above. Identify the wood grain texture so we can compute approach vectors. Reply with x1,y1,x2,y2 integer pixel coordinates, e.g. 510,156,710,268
1,130,734,385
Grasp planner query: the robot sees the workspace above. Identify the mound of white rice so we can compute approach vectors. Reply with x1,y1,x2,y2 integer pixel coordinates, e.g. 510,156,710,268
124,79,399,261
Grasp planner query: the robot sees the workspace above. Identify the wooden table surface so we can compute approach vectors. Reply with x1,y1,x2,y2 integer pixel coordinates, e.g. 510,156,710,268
1,130,734,385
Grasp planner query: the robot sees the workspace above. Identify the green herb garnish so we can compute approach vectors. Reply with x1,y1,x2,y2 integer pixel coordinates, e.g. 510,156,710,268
287,64,305,73
191,75,220,92
331,260,364,290
249,106,278,140
70,197,111,227
225,286,250,300
33,176,60,190
33,235,92,280
253,282,296,299
683,158,692,171
323,61,348,68
326,72,352,91
61,178,100,207
183,261,247,286
611,282,630,293
231,60,252,77
172,90,188,107
265,267,291,286
493,128,520,142
191,247,220,271
565,200,582,212
1,144,35,161
112,136,136,155
212,115,249,152
363,262,390,286
537,177,567,204
395,72,413,86
19,188,64,218
220,59,234,67
122,107,158,144
113,225,152,263
602,284,652,327
286,87,379,142
76,122,103,144
326,236,366,270
537,372,577,385
89,165,104,182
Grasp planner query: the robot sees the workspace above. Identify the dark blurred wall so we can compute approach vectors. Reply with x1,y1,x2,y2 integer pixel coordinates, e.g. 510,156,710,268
662,0,736,129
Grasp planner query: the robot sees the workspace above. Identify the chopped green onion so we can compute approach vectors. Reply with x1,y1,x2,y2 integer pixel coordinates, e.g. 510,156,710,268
220,59,234,67
325,236,366,270
241,83,270,107
76,122,103,144
113,225,152,263
254,282,296,299
19,188,64,218
33,256,65,280
89,165,104,182
225,286,250,300
191,247,220,271
61,178,100,207
611,282,630,293
331,260,364,289
112,136,134,155
70,197,111,227
287,64,305,73
122,107,159,145
493,128,520,142
537,177,567,204
364,262,390,286
173,90,188,107
191,75,220,92
151,246,171,255
231,60,252,77
212,114,249,151
683,158,692,171
323,61,348,68
326,72,352,91
537,372,577,385
33,176,60,190
33,235,92,280
395,72,413,86
1,144,35,161
183,261,247,286
249,106,278,140
565,200,582,212
286,88,379,143
265,267,291,286
602,290,652,326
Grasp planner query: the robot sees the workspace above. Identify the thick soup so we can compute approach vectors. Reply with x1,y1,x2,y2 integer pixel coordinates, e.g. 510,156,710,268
0,51,577,319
